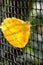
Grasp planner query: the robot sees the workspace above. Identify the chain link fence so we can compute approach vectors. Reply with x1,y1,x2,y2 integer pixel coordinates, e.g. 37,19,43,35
0,0,43,65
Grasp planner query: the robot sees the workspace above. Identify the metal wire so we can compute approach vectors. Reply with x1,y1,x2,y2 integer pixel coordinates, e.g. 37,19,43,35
0,0,43,65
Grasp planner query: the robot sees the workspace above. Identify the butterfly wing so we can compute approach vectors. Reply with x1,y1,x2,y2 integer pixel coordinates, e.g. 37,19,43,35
1,18,30,48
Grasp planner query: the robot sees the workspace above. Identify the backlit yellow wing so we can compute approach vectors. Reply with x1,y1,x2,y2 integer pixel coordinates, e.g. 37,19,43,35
1,17,30,48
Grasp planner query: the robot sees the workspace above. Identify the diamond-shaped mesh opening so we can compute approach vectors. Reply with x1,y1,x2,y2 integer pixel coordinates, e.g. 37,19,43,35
0,0,43,65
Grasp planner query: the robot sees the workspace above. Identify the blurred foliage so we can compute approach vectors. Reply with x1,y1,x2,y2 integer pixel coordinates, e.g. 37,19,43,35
23,1,43,65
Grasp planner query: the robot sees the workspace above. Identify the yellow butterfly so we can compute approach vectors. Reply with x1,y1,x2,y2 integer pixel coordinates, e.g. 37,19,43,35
0,17,30,48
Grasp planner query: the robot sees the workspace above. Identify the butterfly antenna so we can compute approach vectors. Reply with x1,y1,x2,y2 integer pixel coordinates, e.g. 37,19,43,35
30,24,43,27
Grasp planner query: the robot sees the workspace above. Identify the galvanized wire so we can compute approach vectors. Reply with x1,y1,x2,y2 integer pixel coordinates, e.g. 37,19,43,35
0,0,43,65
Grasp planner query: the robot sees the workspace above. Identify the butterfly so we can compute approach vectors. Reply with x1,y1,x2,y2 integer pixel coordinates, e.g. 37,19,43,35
0,17,31,48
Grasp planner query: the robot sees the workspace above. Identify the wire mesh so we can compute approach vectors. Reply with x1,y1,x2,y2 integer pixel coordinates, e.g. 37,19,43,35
0,0,43,65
